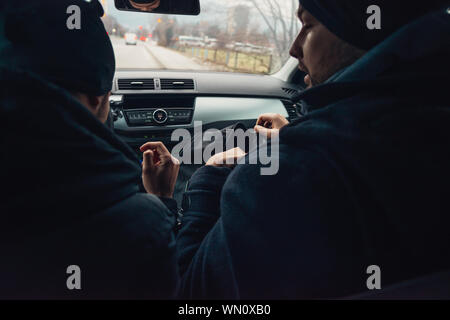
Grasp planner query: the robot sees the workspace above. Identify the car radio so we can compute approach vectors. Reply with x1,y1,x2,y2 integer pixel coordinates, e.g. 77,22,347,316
124,108,193,126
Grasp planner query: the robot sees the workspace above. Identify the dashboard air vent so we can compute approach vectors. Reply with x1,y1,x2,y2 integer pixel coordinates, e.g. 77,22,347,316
160,79,195,90
282,87,299,96
118,79,155,90
281,100,301,121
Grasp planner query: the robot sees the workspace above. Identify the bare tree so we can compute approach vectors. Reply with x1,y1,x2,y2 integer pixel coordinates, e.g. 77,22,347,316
230,5,251,42
102,15,127,37
246,0,300,69
205,25,221,38
154,16,177,47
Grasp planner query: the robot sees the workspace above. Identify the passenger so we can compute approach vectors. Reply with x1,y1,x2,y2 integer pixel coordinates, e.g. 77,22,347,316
0,0,180,299
176,0,450,298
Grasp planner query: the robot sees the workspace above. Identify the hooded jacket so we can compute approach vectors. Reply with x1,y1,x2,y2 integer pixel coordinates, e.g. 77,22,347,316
0,68,179,299
176,7,450,299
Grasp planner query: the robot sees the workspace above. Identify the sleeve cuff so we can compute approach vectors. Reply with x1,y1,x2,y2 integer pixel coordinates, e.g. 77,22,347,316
185,166,232,214
159,197,179,216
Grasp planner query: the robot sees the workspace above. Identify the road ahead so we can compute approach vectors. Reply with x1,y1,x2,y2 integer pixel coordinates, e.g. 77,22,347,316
111,37,210,71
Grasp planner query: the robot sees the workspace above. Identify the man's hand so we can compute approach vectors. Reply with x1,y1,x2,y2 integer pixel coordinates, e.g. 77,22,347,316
254,113,289,138
140,142,180,198
206,148,247,168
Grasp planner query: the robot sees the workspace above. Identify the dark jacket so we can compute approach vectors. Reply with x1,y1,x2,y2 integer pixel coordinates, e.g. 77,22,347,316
0,68,179,299
177,7,450,299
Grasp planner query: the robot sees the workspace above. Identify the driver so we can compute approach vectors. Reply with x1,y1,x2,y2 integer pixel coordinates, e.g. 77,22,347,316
175,0,450,299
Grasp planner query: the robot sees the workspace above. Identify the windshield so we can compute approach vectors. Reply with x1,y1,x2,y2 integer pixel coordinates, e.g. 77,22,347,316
101,0,300,74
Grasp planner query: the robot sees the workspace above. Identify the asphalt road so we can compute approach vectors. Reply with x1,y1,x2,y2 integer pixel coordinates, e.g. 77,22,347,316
111,37,209,71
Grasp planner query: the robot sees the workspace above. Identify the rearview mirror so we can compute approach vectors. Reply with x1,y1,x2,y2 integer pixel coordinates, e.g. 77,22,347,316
114,0,200,15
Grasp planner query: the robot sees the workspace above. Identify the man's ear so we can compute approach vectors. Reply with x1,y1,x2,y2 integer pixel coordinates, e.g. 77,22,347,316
87,95,103,111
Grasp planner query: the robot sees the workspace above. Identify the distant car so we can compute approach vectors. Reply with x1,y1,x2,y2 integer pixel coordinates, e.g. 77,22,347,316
232,42,250,53
225,43,235,50
178,36,204,47
204,39,218,49
125,33,137,45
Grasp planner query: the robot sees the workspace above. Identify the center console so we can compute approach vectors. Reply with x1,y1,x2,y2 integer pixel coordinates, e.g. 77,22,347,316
117,95,195,127
111,94,292,153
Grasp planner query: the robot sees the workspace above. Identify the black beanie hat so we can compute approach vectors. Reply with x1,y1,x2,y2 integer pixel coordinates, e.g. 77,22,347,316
1,0,115,96
298,0,449,50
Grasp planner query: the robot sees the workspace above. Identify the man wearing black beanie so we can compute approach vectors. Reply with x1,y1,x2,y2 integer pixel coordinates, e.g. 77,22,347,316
176,1,450,299
286,0,448,89
0,0,180,299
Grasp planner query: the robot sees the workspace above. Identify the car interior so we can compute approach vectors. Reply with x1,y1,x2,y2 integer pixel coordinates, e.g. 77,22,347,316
107,0,306,203
105,0,450,298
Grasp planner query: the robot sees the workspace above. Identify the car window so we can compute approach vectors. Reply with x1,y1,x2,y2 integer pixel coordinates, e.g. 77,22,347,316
101,0,301,74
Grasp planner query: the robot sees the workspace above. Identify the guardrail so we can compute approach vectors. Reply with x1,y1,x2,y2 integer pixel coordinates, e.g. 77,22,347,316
176,46,273,74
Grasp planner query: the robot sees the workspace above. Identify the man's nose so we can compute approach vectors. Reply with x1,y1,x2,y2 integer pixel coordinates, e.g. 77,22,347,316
289,45,297,59
289,36,302,60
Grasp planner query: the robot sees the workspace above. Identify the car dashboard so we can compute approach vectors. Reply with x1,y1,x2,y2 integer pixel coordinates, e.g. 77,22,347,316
111,70,302,152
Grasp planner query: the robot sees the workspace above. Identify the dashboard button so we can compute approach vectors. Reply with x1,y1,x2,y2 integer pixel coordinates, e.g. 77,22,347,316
153,109,168,124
